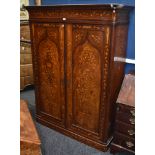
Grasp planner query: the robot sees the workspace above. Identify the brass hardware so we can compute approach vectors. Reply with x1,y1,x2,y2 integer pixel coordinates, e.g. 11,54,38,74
130,109,135,116
110,4,124,9
22,46,25,50
129,118,135,125
128,130,135,136
62,18,66,21
117,106,119,111
126,141,134,148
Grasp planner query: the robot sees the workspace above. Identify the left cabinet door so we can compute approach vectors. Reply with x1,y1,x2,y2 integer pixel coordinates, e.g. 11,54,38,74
31,23,66,127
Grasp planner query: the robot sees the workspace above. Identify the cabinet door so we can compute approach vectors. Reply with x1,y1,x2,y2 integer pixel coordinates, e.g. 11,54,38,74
31,23,65,127
66,24,111,141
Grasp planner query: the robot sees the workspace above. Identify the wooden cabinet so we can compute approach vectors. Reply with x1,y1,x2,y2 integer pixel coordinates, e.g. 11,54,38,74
26,4,132,151
20,22,31,42
20,21,34,90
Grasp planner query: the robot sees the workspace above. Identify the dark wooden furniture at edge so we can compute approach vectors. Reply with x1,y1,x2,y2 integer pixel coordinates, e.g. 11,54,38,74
110,74,135,154
26,4,132,151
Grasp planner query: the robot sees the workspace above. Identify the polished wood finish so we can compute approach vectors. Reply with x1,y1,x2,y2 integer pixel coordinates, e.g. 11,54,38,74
36,23,66,126
26,4,132,151
20,100,41,155
111,74,135,154
20,21,31,42
115,121,135,139
20,41,33,90
117,74,135,107
20,76,33,89
20,21,34,90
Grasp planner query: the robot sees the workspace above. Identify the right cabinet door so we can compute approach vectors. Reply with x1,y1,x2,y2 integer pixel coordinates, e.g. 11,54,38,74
66,24,111,141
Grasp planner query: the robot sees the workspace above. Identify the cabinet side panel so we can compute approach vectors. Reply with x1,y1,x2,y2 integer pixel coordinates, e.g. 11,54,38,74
109,24,129,138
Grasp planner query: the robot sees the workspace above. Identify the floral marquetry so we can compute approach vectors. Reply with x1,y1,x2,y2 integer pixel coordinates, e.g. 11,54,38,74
32,23,66,125
26,4,132,152
73,41,101,133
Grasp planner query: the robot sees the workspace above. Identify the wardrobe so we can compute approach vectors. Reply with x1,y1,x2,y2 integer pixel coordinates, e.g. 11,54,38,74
26,4,132,151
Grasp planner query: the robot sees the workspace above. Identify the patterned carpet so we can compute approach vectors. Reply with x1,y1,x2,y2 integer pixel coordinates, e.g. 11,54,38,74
20,87,132,155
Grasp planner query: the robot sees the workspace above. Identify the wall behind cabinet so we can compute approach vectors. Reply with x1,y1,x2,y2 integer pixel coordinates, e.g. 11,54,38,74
29,0,34,5
29,0,135,73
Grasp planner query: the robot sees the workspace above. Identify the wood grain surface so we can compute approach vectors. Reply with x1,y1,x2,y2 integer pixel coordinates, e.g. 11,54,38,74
26,4,132,151
20,100,41,155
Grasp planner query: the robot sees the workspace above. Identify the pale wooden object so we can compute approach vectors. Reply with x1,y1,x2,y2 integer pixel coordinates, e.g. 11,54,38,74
20,100,41,155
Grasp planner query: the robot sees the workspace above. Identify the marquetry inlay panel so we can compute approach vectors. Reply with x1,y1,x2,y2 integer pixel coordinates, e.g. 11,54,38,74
32,23,65,122
73,40,101,133
69,24,111,137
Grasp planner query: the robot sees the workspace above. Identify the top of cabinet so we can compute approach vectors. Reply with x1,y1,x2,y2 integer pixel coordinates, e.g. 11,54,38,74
25,4,133,24
25,3,133,9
